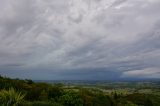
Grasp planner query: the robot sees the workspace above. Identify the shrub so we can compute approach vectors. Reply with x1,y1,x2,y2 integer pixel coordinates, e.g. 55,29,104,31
0,88,25,106
59,91,83,106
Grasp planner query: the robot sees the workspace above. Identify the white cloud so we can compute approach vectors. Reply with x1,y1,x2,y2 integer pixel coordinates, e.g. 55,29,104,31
0,0,160,79
122,67,160,78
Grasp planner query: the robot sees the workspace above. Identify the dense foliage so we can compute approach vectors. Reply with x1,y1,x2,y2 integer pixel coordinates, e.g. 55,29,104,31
0,88,25,106
0,75,160,106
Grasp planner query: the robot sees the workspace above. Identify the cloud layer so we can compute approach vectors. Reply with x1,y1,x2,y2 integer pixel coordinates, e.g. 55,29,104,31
0,0,160,80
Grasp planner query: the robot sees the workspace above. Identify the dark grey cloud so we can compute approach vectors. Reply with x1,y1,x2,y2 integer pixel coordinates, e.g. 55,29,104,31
0,0,160,79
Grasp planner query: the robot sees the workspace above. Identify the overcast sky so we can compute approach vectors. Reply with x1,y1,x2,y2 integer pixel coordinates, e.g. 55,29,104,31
0,0,160,80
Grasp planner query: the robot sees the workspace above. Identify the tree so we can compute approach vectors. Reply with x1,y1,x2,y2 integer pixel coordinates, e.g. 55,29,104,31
48,86,63,100
59,91,83,106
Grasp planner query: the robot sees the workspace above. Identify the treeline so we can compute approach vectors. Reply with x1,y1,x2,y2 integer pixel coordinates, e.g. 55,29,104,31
0,75,160,106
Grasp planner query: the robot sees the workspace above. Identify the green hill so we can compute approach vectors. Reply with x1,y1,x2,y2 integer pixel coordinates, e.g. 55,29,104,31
0,75,160,106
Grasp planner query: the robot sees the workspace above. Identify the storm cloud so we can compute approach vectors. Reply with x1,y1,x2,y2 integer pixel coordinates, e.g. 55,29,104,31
0,0,160,80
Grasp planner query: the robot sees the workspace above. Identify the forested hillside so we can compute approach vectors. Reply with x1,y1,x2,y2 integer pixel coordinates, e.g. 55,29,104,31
0,75,160,106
